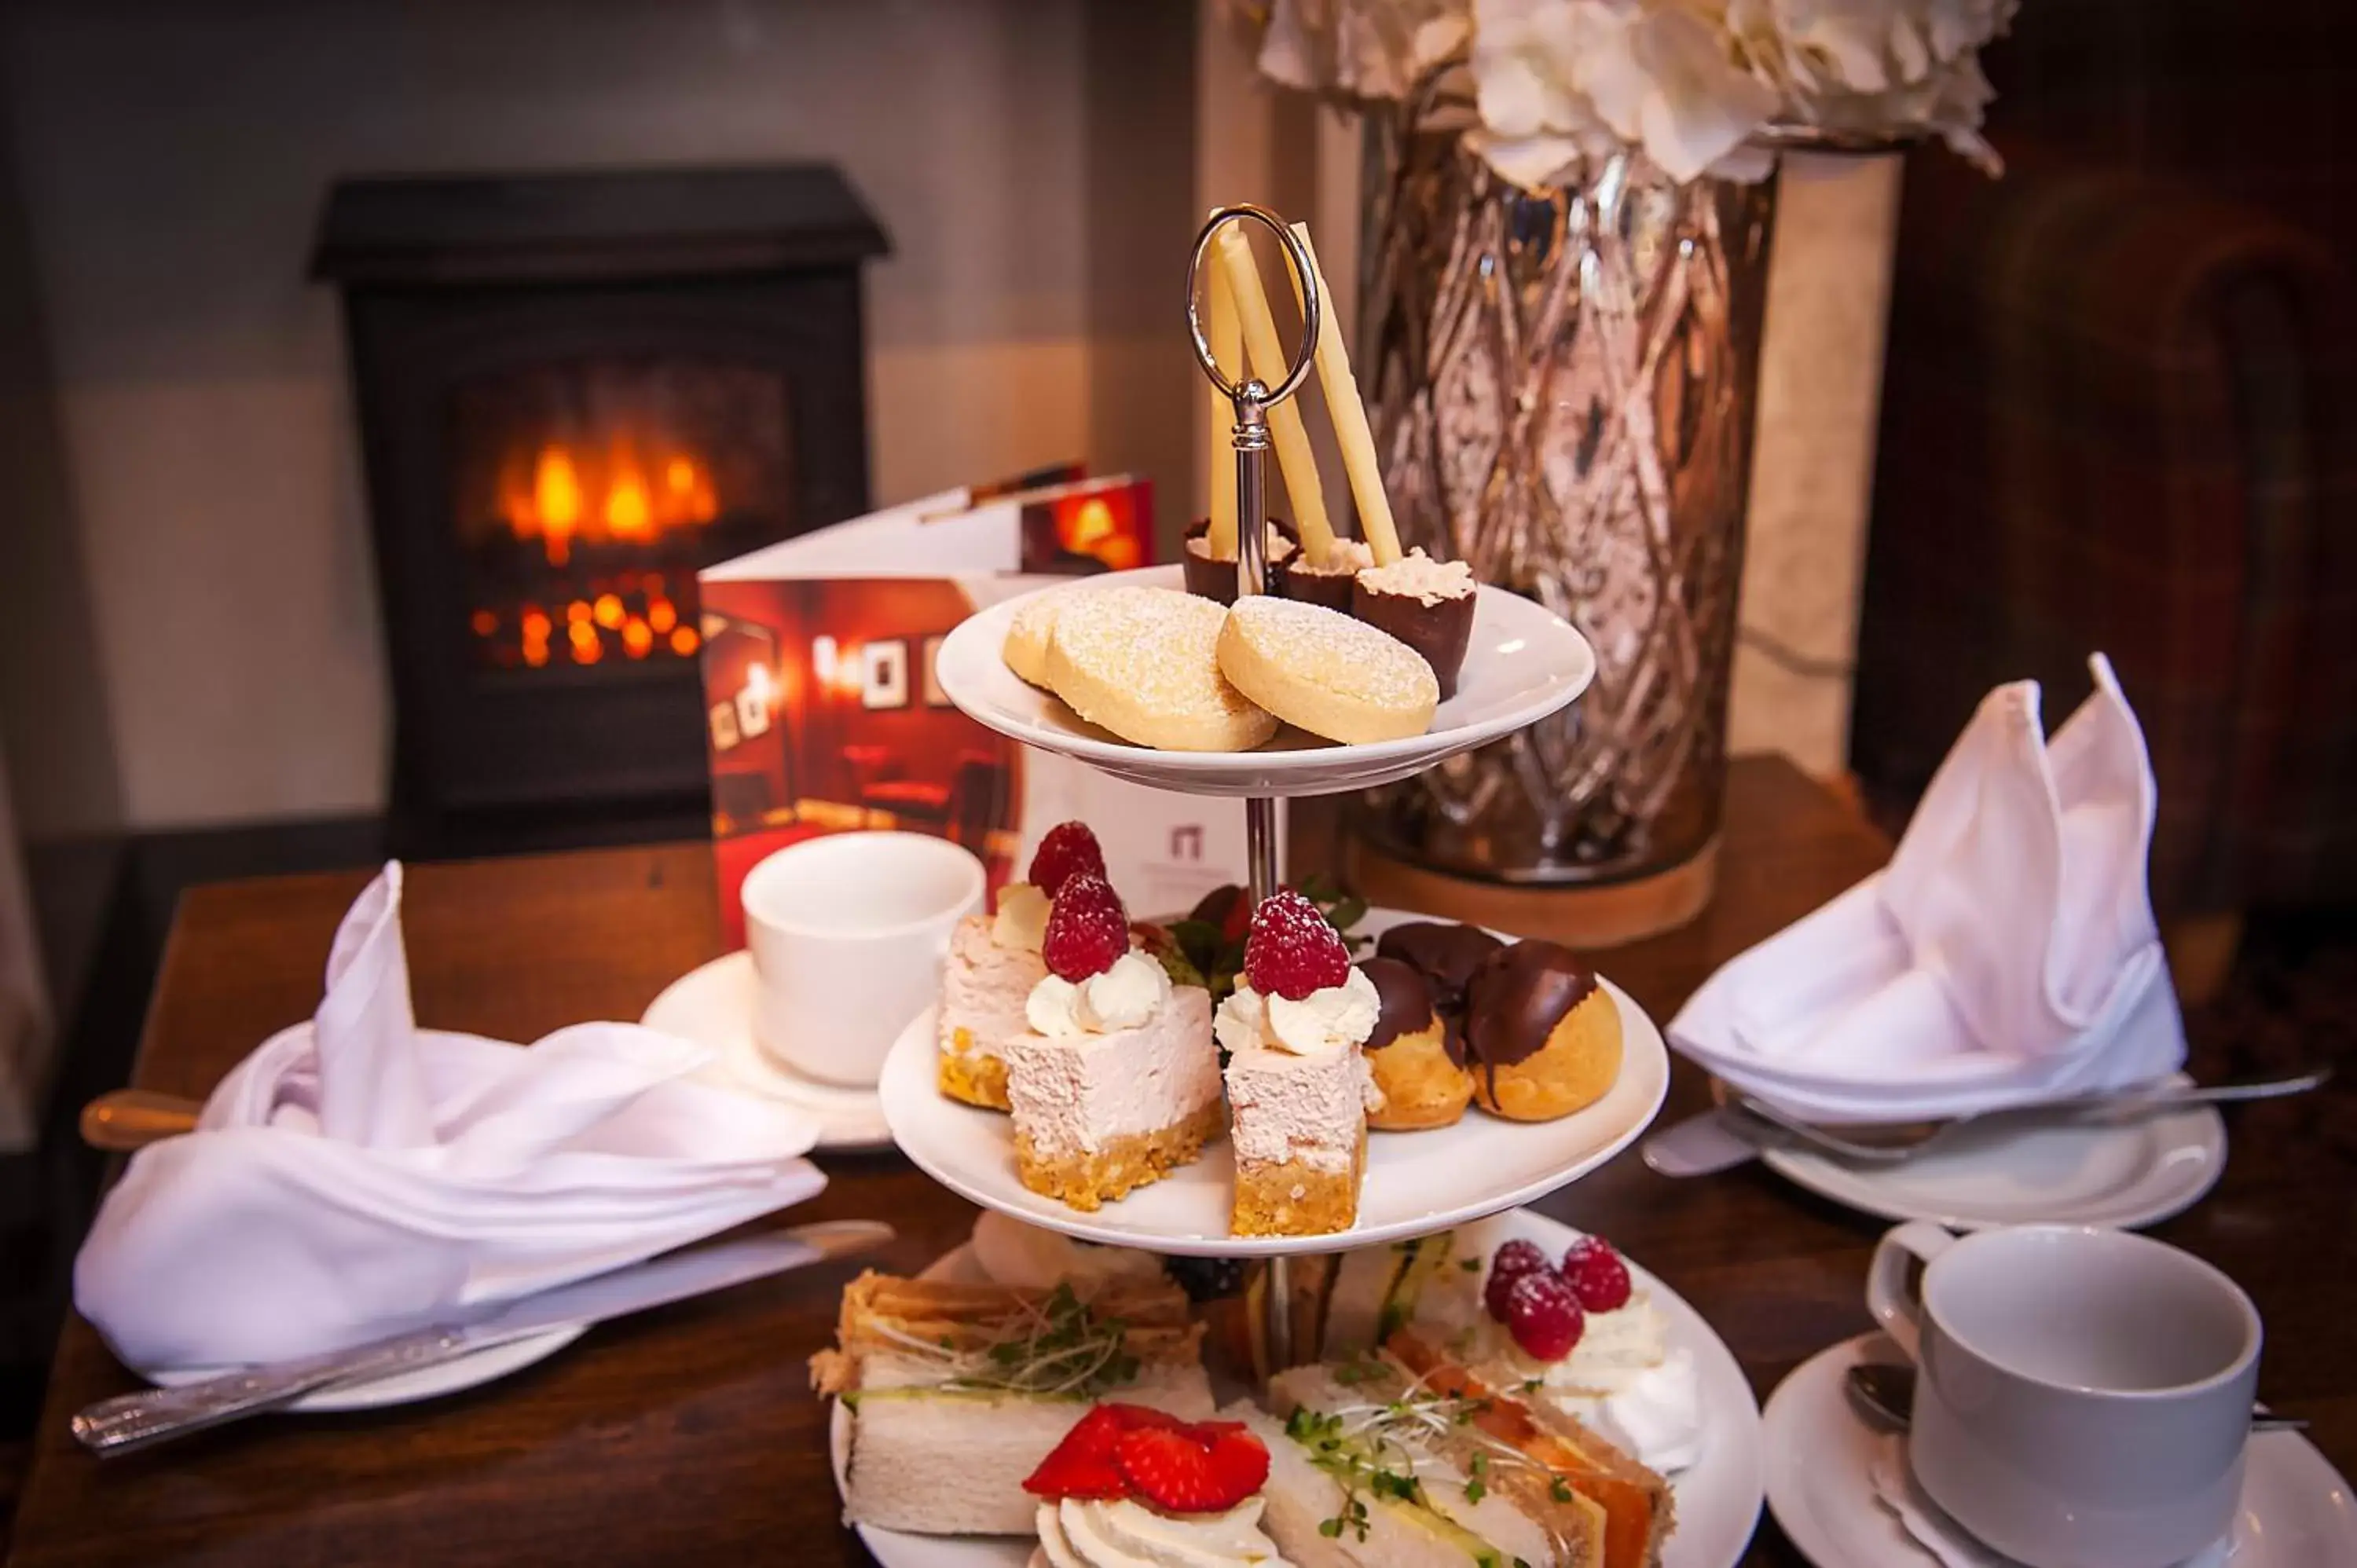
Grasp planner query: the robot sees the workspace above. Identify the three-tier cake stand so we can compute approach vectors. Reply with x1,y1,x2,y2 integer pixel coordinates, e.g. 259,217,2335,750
889,205,1666,1376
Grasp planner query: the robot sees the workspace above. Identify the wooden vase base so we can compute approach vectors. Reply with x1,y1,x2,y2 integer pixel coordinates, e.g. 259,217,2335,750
1340,835,1721,950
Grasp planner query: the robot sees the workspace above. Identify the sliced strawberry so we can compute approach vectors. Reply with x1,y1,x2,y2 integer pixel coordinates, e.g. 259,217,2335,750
1113,1422,1270,1514
1025,1403,1160,1500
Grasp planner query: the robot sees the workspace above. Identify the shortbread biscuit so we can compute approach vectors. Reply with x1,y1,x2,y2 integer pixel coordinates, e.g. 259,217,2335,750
1000,590,1069,689
1045,586,1277,752
1215,596,1437,746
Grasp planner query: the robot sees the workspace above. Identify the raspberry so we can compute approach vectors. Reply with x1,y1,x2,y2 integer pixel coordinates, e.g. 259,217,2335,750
1041,874,1130,981
1022,1402,1182,1500
1560,1236,1631,1313
1113,1420,1270,1514
1243,888,1350,1000
1187,883,1252,943
1500,1269,1585,1361
1482,1239,1553,1321
1029,821,1108,897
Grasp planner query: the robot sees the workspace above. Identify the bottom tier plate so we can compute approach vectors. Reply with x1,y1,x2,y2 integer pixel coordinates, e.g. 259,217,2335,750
830,1208,1766,1568
876,909,1670,1256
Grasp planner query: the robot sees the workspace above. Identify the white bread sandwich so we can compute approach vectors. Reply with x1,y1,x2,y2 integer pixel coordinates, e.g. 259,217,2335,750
1244,1360,1607,1567
812,1270,1214,1535
1387,1332,1674,1568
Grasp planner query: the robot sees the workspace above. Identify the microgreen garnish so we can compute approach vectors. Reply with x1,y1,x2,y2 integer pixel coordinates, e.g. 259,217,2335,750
863,1282,1142,1399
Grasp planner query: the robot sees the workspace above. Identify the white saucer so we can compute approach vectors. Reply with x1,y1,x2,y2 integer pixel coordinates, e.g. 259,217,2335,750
145,1325,585,1413
1761,1101,2227,1231
1764,1332,2357,1568
832,1208,1765,1568
931,564,1596,797
640,951,895,1152
879,908,1669,1255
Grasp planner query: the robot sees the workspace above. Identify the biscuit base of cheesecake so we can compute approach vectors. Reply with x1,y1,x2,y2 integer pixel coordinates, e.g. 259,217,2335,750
937,1040,1010,1111
1013,1099,1223,1211
1472,986,1623,1121
1230,1129,1367,1236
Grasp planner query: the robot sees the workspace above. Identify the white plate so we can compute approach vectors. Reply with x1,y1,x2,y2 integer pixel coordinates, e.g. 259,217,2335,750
1764,1332,2357,1568
641,951,895,1152
932,565,1596,797
145,1325,586,1414
878,909,1669,1256
1761,1099,2227,1231
833,1211,1765,1568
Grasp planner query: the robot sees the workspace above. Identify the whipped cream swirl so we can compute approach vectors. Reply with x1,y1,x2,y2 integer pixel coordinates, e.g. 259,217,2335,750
1030,1497,1291,1568
1213,968,1380,1059
992,883,1052,953
1028,949,1171,1037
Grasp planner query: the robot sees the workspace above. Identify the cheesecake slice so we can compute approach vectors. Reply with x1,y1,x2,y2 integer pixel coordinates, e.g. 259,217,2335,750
1005,983,1222,1210
1215,888,1386,1237
937,889,1050,1110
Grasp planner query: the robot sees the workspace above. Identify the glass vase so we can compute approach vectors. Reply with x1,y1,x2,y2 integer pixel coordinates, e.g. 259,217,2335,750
1352,123,1777,889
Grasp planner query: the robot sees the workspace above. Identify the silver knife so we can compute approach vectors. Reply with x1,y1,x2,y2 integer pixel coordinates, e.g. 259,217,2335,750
73,1218,893,1456
1641,1101,1786,1178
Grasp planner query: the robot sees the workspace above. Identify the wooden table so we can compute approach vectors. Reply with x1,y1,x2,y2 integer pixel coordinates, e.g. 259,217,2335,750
10,758,2350,1566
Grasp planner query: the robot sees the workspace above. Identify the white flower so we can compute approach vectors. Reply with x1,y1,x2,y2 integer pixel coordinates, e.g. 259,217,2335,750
1245,0,2015,187
1256,0,1475,101
1469,0,1780,186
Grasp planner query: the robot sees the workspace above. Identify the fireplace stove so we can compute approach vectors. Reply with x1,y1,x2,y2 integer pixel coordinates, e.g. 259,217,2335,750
313,165,889,855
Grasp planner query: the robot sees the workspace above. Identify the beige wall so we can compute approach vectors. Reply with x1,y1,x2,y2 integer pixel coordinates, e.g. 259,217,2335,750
0,0,1196,831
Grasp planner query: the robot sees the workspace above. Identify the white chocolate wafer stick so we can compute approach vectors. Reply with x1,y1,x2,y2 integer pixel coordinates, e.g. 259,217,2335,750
1288,222,1403,567
1212,223,1337,568
1204,258,1241,559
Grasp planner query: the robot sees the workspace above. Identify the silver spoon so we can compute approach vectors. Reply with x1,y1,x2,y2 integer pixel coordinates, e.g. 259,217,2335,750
1734,1066,2331,1168
1845,1362,2307,1434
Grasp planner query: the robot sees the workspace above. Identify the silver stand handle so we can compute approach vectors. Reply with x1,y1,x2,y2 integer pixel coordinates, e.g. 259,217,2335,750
1187,204,1323,1379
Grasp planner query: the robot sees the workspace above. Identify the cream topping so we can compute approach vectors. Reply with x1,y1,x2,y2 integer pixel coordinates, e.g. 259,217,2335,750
1028,949,1172,1037
993,883,1052,953
1356,547,1474,605
1213,969,1380,1059
1031,1497,1290,1568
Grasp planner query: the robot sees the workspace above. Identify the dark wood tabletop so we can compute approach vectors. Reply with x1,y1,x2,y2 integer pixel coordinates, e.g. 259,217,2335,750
9,757,2350,1566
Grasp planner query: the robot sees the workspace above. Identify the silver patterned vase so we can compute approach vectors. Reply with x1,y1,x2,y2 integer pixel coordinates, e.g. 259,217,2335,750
1352,122,1777,889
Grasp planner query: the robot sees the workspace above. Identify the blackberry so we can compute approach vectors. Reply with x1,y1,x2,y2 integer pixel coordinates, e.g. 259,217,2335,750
1164,1256,1248,1302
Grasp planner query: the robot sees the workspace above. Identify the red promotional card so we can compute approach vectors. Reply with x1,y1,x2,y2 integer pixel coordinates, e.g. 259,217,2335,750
698,472,1260,949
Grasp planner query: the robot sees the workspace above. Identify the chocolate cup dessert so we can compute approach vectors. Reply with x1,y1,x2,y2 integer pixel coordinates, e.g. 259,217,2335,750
1182,518,1298,604
1278,537,1373,613
1352,551,1476,700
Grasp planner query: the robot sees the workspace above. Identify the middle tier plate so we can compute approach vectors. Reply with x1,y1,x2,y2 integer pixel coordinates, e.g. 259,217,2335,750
878,915,1670,1257
931,563,1596,796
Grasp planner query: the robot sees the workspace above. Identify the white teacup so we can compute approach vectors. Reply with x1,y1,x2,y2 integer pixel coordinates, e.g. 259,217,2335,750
1867,1220,2261,1568
740,832,984,1087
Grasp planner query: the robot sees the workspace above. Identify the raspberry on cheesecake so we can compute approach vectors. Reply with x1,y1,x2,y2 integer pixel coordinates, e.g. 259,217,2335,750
1218,889,1384,1236
938,822,1109,1110
1003,874,1222,1211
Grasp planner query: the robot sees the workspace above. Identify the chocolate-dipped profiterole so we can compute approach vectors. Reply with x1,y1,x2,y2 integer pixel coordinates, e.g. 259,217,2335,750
1352,549,1476,700
1375,921,1504,1013
1462,938,1622,1121
1182,518,1297,605
1357,957,1472,1130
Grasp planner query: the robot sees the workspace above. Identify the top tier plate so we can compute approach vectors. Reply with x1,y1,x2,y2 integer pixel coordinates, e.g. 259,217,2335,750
932,564,1595,797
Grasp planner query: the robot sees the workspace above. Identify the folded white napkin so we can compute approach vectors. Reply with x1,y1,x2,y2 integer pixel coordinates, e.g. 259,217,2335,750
76,863,825,1369
1670,655,2186,1121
